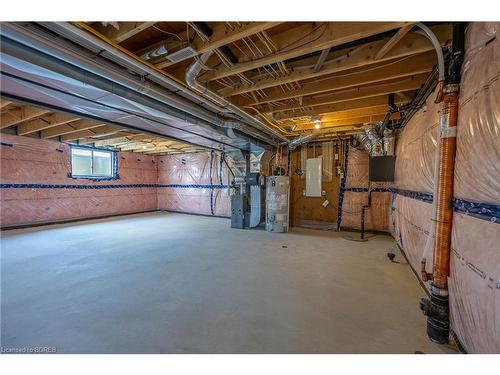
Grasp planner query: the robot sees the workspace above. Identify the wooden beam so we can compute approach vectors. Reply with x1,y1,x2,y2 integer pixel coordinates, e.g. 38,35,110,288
195,22,282,54
93,22,156,43
200,22,411,82
154,22,282,69
374,23,416,60
274,94,409,121
219,24,450,97
267,73,428,114
120,140,177,152
61,125,118,142
17,113,79,135
283,105,395,126
143,146,195,154
0,99,13,110
289,114,397,131
119,142,154,151
0,107,50,129
40,120,103,139
92,135,150,147
314,48,330,73
79,133,140,145
238,51,435,106
292,124,368,136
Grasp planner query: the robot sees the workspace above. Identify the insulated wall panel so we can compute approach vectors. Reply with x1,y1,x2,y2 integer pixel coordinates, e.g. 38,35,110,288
156,151,232,217
388,91,440,290
341,191,391,231
0,133,158,227
448,22,500,353
390,194,434,279
388,22,500,353
449,213,500,353
339,145,392,231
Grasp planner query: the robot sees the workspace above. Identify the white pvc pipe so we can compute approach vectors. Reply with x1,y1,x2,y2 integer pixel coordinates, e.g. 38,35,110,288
415,23,446,82
414,23,447,269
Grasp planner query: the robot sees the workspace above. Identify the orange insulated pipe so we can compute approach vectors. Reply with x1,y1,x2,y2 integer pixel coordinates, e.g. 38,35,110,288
432,85,460,290
420,22,466,346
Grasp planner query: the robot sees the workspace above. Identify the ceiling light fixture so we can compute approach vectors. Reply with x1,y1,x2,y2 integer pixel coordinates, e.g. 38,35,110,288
311,115,321,130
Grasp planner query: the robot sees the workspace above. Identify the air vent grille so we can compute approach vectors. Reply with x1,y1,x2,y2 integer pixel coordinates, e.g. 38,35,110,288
166,46,198,63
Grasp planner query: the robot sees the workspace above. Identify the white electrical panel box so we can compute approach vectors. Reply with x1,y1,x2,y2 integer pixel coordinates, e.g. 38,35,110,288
306,157,322,197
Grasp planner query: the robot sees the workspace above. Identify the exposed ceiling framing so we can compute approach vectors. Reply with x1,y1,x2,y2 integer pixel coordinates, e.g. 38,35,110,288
2,21,453,145
0,101,206,155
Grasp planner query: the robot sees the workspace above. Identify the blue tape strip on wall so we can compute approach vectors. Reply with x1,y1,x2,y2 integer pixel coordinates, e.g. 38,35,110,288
0,183,228,189
341,186,499,224
1,185,498,223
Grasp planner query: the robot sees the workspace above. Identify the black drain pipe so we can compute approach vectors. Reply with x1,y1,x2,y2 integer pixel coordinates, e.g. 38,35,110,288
359,186,374,241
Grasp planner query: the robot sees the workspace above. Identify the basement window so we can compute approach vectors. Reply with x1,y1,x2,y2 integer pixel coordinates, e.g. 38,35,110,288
70,146,117,179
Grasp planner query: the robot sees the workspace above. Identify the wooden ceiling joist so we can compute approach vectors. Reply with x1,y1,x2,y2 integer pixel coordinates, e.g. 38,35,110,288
93,22,156,43
91,135,151,147
313,48,331,73
239,51,435,107
266,73,428,114
0,107,50,129
17,113,79,136
281,105,397,127
61,125,119,142
289,113,400,131
273,94,409,121
196,22,282,55
154,22,282,69
0,99,13,110
40,120,104,139
374,23,416,60
200,22,412,82
219,24,450,97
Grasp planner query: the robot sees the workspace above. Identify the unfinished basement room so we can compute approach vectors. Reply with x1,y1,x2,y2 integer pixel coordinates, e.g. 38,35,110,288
1,10,499,364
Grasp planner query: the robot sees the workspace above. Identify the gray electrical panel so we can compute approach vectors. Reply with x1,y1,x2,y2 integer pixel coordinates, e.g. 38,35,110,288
266,176,290,233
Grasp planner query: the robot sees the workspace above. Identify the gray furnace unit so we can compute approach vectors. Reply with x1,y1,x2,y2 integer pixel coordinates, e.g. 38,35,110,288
265,176,290,233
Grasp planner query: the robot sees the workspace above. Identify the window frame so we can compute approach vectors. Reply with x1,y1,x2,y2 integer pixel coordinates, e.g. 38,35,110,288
69,145,118,180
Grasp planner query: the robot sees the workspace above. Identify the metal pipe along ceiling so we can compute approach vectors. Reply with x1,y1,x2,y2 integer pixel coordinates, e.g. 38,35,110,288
0,23,226,129
41,22,286,144
185,51,289,143
0,22,275,148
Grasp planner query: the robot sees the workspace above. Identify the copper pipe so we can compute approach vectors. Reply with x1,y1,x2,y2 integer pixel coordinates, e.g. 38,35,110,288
421,260,432,282
434,80,445,104
432,85,459,290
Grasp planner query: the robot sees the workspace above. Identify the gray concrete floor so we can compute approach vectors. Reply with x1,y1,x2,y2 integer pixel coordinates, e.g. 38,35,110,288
1,212,451,353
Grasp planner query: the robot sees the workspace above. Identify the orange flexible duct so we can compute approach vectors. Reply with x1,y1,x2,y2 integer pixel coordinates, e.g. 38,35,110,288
432,85,460,290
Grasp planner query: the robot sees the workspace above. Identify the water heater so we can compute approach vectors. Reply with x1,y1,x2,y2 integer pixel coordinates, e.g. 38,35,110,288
266,176,290,233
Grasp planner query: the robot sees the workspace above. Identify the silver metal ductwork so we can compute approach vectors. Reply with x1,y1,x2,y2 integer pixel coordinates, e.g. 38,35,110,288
185,51,289,143
383,128,395,156
0,22,280,151
35,22,282,147
287,133,318,150
356,127,384,156
356,126,395,157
